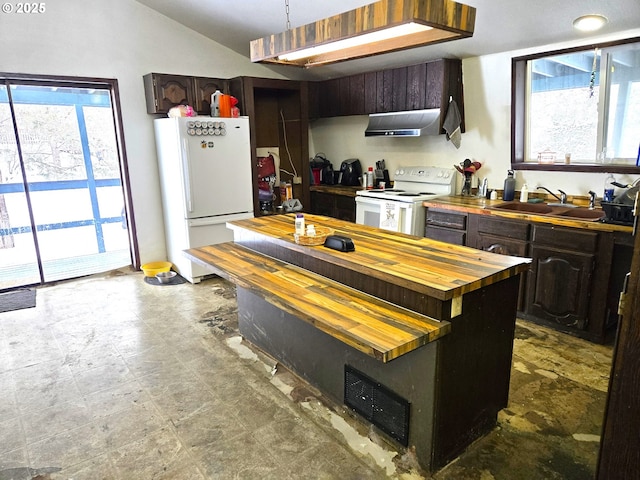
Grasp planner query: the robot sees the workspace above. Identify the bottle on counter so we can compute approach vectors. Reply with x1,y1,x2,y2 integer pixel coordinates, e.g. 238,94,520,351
503,170,516,201
366,167,374,190
603,174,615,202
519,183,529,203
295,213,305,235
211,90,222,117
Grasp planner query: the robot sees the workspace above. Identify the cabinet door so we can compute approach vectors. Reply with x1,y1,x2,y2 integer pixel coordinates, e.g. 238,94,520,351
364,72,378,114
526,245,594,330
348,74,365,116
334,195,356,222
406,63,427,110
193,77,227,115
144,74,194,113
310,192,334,217
425,60,445,109
467,214,528,310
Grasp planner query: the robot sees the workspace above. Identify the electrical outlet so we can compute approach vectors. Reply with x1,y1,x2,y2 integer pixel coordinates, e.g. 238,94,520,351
293,176,302,184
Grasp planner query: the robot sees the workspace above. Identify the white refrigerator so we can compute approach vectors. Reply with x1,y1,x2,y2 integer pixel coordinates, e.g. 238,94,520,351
153,116,253,283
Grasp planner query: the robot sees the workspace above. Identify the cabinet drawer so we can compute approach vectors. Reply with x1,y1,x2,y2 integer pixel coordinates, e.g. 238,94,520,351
474,216,529,240
474,233,528,257
426,209,467,230
425,226,466,245
532,225,598,253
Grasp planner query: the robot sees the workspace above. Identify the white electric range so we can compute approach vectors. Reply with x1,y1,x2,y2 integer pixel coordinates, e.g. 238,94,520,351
355,166,455,236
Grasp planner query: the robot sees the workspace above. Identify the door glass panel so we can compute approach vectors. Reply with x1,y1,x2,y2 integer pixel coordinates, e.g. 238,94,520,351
0,82,131,287
0,85,40,288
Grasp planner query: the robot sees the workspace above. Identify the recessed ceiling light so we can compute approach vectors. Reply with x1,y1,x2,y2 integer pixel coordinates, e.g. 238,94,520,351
573,14,608,32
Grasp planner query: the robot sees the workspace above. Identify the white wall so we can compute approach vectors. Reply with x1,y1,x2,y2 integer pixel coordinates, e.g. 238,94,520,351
0,0,283,265
309,29,640,197
2,2,638,267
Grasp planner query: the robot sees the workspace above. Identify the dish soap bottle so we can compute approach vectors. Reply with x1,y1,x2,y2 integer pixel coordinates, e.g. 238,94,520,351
503,170,516,201
603,173,615,202
295,213,305,235
519,183,529,203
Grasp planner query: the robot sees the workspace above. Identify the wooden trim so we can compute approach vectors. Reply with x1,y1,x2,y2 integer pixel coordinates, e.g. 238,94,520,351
511,36,640,174
0,73,140,268
597,226,640,477
250,0,475,67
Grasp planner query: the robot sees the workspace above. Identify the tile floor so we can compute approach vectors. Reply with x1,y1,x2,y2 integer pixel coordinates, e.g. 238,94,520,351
0,268,613,479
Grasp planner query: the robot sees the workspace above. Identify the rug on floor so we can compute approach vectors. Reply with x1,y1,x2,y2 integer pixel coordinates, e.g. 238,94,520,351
0,288,36,313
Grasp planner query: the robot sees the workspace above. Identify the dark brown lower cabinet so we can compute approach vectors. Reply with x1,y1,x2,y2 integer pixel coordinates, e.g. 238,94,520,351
526,244,595,330
310,188,357,222
467,215,529,311
425,209,467,245
463,213,625,343
522,224,613,342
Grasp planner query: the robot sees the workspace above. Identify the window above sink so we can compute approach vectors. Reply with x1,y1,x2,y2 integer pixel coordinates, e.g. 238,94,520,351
512,36,640,174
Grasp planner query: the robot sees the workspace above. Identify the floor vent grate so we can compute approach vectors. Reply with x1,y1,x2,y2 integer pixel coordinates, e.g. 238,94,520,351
344,365,410,446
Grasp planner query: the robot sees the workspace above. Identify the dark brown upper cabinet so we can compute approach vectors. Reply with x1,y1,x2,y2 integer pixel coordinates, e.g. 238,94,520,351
143,73,228,115
309,58,464,133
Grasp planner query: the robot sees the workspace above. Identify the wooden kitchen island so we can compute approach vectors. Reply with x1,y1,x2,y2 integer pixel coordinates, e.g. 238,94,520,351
186,214,530,473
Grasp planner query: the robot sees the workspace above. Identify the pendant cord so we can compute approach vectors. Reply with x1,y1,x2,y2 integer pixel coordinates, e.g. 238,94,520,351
285,0,291,30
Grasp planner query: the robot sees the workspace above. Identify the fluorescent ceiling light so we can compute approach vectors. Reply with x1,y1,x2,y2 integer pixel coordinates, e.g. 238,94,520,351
278,23,433,62
573,14,608,32
250,0,476,68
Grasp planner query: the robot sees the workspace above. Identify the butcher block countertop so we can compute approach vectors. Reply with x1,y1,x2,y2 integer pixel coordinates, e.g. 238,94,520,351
226,214,530,302
186,242,450,362
309,185,362,197
424,195,633,233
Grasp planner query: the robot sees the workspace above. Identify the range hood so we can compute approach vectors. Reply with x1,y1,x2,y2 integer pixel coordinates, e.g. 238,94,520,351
365,109,441,137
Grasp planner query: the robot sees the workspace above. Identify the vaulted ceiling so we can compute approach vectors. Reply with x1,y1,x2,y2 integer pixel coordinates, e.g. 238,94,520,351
135,0,640,79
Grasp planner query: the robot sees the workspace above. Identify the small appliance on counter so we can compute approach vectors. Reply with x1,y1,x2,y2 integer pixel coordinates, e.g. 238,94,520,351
339,158,363,186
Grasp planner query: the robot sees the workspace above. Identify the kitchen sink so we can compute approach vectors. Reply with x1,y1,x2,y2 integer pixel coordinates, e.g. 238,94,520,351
552,207,606,220
489,202,554,214
489,202,605,222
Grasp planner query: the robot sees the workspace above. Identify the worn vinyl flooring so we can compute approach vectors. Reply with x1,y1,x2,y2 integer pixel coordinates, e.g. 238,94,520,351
0,268,612,480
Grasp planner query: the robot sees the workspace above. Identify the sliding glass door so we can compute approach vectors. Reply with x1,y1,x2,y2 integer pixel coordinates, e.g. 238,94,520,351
0,80,133,289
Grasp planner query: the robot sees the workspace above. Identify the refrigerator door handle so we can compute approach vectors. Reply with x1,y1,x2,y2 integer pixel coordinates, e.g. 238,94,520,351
181,138,193,213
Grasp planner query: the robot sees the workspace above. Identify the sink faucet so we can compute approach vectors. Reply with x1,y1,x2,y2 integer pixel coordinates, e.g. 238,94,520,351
536,186,567,204
588,191,597,209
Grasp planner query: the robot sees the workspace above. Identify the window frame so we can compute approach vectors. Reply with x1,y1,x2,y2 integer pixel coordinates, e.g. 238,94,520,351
511,36,640,174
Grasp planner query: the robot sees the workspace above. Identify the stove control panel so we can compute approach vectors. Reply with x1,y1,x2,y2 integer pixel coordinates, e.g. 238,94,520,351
394,166,454,184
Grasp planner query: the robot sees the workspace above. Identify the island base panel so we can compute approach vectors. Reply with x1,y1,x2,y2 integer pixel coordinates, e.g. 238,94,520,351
236,287,440,471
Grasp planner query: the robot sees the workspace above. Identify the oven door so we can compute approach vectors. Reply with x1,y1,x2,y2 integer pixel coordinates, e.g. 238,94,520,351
355,196,421,235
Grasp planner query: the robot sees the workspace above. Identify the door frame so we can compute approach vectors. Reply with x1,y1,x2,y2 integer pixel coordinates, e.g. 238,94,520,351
0,72,140,279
